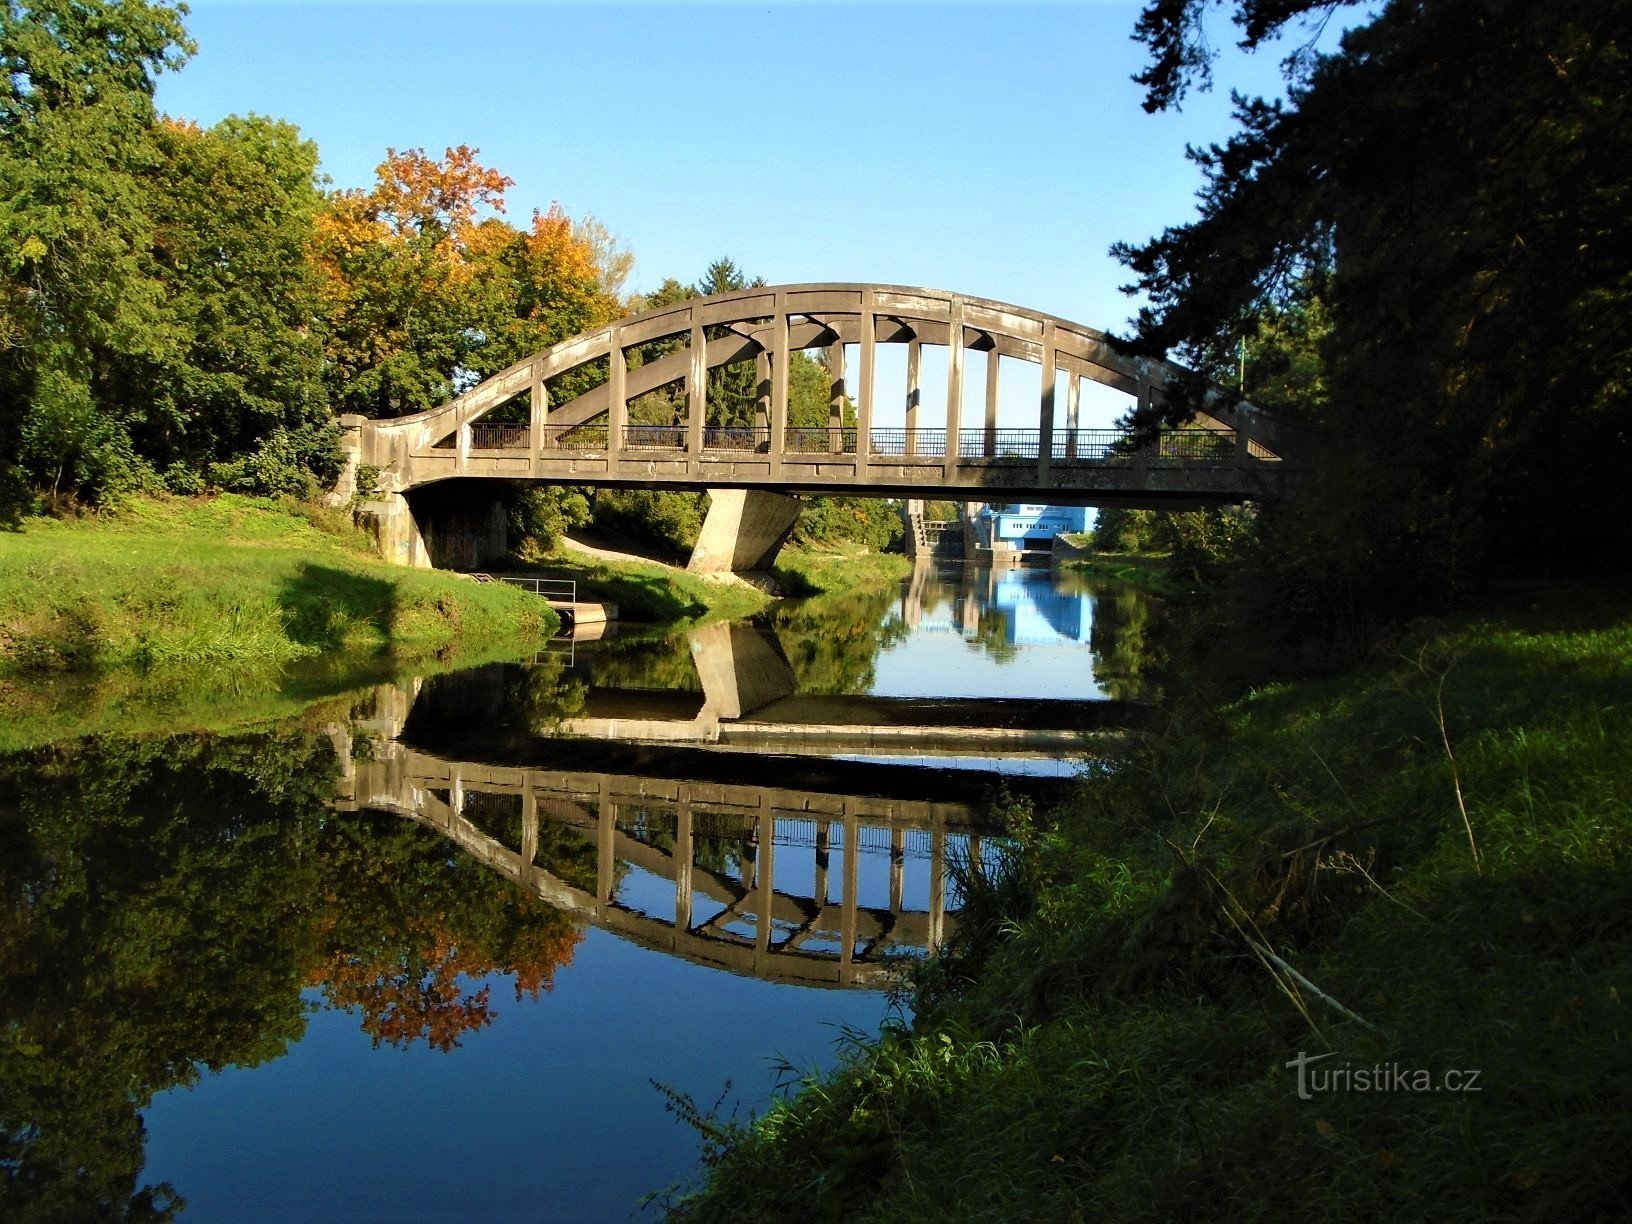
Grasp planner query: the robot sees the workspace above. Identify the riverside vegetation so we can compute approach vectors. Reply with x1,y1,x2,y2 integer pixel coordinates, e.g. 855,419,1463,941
662,0,1632,1218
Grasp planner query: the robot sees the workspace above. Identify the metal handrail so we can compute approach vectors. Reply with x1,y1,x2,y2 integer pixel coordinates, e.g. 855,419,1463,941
455,421,1245,463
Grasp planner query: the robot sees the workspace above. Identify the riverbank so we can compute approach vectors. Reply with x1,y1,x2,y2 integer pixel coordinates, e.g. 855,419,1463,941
1057,547,1190,596
527,539,912,624
0,494,558,676
667,582,1632,1222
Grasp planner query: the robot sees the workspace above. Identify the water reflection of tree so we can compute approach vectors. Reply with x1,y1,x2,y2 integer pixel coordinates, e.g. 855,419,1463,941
1084,583,1164,702
0,732,333,1220
581,631,703,692
769,586,908,695
0,730,586,1220
311,810,583,1051
616,805,749,881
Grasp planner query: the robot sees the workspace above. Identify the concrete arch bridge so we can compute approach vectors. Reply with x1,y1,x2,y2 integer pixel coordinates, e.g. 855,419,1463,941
340,284,1316,572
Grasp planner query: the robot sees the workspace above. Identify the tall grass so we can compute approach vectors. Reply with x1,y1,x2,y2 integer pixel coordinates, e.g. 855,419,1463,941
667,584,1632,1221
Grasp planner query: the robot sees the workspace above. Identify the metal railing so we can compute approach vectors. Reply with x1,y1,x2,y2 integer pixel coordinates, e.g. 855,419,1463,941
784,426,860,454
701,425,772,453
482,575,577,603
454,420,1246,464
623,424,686,451
469,422,529,450
541,423,609,450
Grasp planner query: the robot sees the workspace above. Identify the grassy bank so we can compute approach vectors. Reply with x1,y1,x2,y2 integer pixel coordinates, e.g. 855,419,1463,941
1059,548,1190,596
668,584,1632,1222
0,494,557,675
771,545,913,597
530,543,911,625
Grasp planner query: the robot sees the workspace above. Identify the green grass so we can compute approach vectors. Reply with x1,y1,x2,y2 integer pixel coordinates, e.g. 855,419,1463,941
526,544,911,625
666,583,1632,1222
771,545,913,597
0,494,557,675
1059,549,1190,595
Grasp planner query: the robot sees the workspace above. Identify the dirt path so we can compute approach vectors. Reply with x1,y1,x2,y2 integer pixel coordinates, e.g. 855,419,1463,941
556,530,684,571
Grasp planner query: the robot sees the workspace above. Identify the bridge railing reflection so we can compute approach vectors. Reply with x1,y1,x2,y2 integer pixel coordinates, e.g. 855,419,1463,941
331,726,994,991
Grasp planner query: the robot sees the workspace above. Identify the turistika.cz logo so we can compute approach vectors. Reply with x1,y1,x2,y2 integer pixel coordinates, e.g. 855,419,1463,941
1285,1051,1483,1100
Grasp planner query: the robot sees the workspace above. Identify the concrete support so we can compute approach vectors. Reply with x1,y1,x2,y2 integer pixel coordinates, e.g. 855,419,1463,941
858,297,876,461
944,306,964,476
686,488,802,574
608,335,627,462
754,352,771,435
984,350,1000,457
770,296,789,476
529,363,547,463
1038,321,1057,484
840,805,859,971
827,341,845,453
929,826,947,949
890,827,905,913
596,785,615,908
687,319,707,457
362,492,431,569
905,338,921,455
755,805,774,958
815,821,831,905
325,413,367,507
674,799,693,931
520,789,538,887
1066,372,1080,460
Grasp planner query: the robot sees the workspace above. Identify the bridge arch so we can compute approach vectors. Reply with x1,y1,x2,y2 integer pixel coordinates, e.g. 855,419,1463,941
339,284,1315,569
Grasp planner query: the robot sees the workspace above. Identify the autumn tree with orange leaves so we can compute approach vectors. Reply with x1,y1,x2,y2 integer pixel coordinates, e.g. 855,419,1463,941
313,145,627,420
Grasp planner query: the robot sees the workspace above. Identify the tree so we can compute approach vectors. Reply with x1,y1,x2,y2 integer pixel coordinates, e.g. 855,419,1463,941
1115,0,1632,629
0,0,194,504
312,145,514,419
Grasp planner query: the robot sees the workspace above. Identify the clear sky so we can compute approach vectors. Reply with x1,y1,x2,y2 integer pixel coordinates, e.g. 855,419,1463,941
153,2,1315,328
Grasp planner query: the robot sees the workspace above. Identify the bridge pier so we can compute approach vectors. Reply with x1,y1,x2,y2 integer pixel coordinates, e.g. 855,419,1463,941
361,491,431,568
687,488,802,574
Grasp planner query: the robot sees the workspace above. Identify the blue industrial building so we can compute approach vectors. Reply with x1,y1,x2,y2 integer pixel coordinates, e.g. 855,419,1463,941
982,504,1091,551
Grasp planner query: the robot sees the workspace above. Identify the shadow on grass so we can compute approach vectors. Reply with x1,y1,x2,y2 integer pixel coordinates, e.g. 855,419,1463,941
279,563,397,651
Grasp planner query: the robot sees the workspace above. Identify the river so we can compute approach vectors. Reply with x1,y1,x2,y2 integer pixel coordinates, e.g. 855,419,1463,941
0,562,1159,1221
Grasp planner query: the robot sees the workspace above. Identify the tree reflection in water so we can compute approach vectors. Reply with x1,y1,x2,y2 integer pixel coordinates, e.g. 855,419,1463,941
0,729,587,1220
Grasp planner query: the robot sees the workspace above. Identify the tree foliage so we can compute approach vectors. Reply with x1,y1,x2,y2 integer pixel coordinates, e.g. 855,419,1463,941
0,3,346,505
1116,0,1632,632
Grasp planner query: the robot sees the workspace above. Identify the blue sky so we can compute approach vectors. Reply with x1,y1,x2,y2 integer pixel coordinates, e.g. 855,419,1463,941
154,3,1320,326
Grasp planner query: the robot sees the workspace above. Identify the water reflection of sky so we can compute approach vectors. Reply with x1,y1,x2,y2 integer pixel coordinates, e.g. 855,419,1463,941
872,567,1109,701
142,934,893,1223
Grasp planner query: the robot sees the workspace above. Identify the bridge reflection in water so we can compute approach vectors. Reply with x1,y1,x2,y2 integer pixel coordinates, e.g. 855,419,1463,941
330,699,994,990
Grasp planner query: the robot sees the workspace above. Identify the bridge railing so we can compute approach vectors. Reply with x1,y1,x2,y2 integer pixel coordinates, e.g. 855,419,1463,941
495,575,577,603
541,423,611,450
461,421,1245,465
784,426,861,454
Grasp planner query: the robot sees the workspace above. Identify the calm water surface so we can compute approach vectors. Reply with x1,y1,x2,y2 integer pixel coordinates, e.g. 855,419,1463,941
1,563,1158,1221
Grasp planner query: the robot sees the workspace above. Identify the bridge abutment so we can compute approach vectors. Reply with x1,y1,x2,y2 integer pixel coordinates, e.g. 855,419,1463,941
687,489,802,575
357,491,432,568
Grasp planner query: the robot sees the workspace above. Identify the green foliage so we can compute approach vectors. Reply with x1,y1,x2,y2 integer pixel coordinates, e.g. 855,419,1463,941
0,4,345,504
507,484,591,558
672,587,1632,1221
1091,506,1252,580
787,497,902,552
592,488,705,557
1115,0,1632,633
